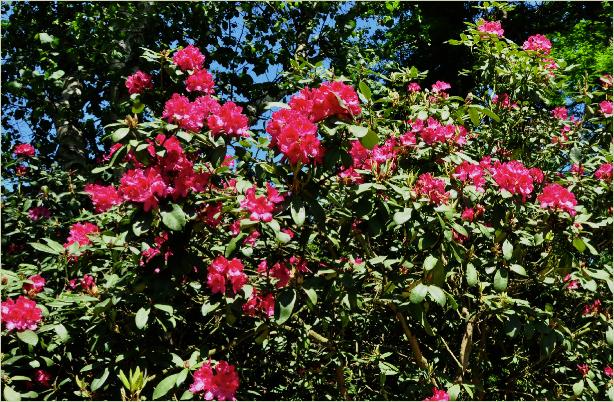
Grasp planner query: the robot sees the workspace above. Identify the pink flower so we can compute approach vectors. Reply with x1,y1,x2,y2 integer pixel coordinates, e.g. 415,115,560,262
595,163,613,182
604,366,613,378
64,222,99,248
415,117,468,146
431,81,451,94
119,167,170,211
577,364,590,377
207,256,247,295
570,164,584,176
125,71,153,95
266,109,322,165
229,220,241,236
407,82,421,92
492,93,518,109
452,229,468,244
13,143,35,157
23,274,46,296
423,387,450,401
173,44,205,71
240,184,283,222
452,162,485,191
288,81,361,122
552,107,568,120
415,173,449,205
564,274,580,290
162,93,205,132
186,68,215,94
207,101,249,137
34,369,52,387
491,161,534,201
528,167,544,184
600,100,613,117
522,34,552,54
81,275,95,291
537,183,577,216
103,143,123,162
243,290,275,318
84,184,123,213
190,361,239,401
477,20,504,37
28,206,51,221
461,208,475,222
243,230,260,246
400,130,417,146
1,296,43,332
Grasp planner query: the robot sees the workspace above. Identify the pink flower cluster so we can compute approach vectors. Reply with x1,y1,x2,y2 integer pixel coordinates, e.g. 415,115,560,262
64,222,99,248
242,290,275,317
1,296,43,332
522,34,552,54
13,143,35,157
431,81,451,94
186,68,215,94
407,82,421,92
490,160,536,201
415,173,449,205
207,256,248,295
492,93,518,109
240,183,284,222
423,387,450,401
409,117,468,146
552,106,568,120
207,101,249,137
537,183,577,216
600,100,613,117
189,360,240,401
478,20,504,37
288,81,362,123
89,135,211,212
28,206,51,221
266,109,323,165
173,44,205,71
68,274,97,295
125,71,153,95
582,299,601,316
461,205,485,222
453,161,486,191
23,274,46,297
257,257,309,288
595,163,613,182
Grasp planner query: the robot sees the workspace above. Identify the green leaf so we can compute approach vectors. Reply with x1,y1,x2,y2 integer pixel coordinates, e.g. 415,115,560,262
161,204,187,231
290,199,306,227
347,125,369,138
302,287,318,305
359,81,372,101
360,129,379,150
510,264,527,276
152,373,178,400
573,237,586,253
38,32,54,44
43,238,65,254
466,263,478,286
409,283,428,303
4,385,21,401
447,384,461,401
91,368,109,391
378,361,398,375
494,269,509,291
201,301,220,317
393,208,412,225
427,285,446,306
224,233,244,257
154,304,174,315
29,242,60,255
264,102,290,110
275,288,297,325
572,379,584,396
112,127,130,142
423,255,438,271
417,110,429,120
468,108,481,126
132,102,146,114
606,327,613,346
135,308,150,329
586,377,598,393
16,330,38,346
502,239,513,260
49,70,65,80
175,368,189,387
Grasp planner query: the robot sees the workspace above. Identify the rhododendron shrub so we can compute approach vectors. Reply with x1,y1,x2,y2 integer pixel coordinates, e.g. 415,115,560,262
1,18,612,402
